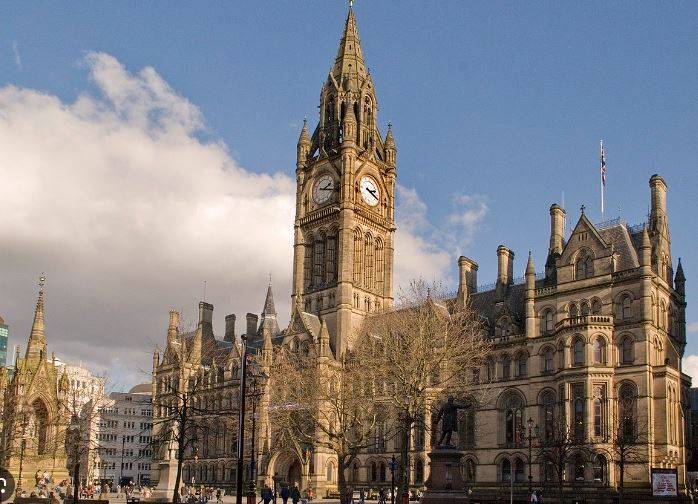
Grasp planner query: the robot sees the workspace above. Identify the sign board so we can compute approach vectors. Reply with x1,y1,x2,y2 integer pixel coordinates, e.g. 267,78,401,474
652,468,678,497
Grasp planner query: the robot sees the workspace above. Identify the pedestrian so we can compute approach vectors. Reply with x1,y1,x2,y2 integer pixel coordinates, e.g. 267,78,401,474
261,485,273,504
290,485,301,504
360,489,365,504
280,485,290,504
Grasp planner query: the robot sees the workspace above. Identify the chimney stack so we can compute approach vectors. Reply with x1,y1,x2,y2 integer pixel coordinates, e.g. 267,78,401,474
224,314,236,342
650,174,667,218
457,256,478,306
549,204,566,256
198,301,214,327
246,313,259,336
167,310,179,342
497,245,514,286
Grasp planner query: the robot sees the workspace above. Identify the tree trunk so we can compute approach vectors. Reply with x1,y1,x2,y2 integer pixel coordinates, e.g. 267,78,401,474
337,457,351,504
618,461,625,504
400,417,412,503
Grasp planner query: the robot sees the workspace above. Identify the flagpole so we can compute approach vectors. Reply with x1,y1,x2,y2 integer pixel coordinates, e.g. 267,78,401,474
600,140,605,221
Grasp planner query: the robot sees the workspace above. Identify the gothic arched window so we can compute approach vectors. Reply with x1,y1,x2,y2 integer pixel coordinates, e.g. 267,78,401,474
502,355,511,380
573,454,586,481
542,309,554,333
619,382,637,440
540,390,556,442
370,461,377,482
514,458,525,482
591,298,602,315
501,459,511,482
581,300,590,316
459,403,476,448
593,337,606,364
569,303,579,318
325,232,337,283
515,353,528,378
313,234,325,286
593,385,606,437
364,233,374,289
576,250,594,280
542,347,555,373
593,454,606,483
379,461,386,482
33,399,49,455
353,229,363,284
572,337,585,366
621,295,632,320
501,392,524,445
375,238,384,293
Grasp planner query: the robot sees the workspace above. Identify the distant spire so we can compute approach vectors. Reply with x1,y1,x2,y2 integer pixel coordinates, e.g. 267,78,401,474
26,274,47,361
262,282,276,318
675,258,686,283
384,123,395,148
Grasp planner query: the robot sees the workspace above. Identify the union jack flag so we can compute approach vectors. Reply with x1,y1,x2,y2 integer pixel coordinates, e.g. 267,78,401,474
600,141,607,187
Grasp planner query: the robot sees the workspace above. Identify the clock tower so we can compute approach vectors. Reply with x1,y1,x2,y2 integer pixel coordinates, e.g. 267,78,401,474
291,6,396,356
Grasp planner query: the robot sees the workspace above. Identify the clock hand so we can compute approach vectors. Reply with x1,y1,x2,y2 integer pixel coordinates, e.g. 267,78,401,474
367,188,378,200
321,183,332,191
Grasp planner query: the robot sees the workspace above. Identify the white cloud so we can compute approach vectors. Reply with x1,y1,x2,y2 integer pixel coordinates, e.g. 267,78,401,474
0,52,295,385
0,53,488,386
394,186,489,291
688,322,698,334
11,41,22,70
683,355,698,382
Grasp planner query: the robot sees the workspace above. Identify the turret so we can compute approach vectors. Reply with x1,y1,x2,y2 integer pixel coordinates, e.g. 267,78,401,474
384,123,396,166
525,252,536,337
198,302,214,335
548,204,566,256
152,348,160,370
648,174,672,282
457,256,478,307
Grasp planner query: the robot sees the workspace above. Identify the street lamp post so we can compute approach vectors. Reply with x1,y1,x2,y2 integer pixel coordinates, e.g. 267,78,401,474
120,436,126,485
236,335,249,504
523,417,539,499
389,455,397,504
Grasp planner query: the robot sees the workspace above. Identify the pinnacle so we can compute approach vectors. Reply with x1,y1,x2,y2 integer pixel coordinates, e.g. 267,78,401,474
298,118,311,145
526,251,535,275
676,258,685,281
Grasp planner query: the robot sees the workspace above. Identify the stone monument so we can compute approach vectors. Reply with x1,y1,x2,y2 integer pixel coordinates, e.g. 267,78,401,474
421,397,470,504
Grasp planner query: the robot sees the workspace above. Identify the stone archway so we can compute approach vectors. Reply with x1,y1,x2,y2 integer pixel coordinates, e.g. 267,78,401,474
288,460,302,489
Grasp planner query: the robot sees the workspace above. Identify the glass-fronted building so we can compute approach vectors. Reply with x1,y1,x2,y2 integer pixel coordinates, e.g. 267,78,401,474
0,316,8,367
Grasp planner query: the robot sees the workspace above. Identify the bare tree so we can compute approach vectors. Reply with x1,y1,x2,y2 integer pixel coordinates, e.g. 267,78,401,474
269,343,379,504
607,399,648,504
150,365,241,504
537,414,586,504
354,279,492,502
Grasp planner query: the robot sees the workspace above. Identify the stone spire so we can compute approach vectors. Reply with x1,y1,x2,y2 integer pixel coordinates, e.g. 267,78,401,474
525,251,536,276
26,274,47,361
332,6,367,89
189,325,202,364
262,282,276,318
318,318,331,358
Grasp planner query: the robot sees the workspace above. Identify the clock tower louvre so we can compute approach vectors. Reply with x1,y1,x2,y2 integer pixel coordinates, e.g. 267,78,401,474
291,6,396,356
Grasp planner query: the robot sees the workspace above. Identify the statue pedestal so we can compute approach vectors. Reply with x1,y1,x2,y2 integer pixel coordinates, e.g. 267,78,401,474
421,447,469,504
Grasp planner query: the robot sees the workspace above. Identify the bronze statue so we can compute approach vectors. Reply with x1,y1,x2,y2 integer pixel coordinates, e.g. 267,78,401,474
434,396,467,447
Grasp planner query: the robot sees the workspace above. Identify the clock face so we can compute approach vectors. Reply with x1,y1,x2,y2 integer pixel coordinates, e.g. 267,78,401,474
360,176,380,206
313,175,335,204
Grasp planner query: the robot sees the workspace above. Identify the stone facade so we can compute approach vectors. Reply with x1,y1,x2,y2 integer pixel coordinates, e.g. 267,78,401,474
151,5,690,500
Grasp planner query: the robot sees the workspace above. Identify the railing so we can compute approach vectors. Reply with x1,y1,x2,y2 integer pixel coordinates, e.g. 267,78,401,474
596,217,623,230
555,315,614,330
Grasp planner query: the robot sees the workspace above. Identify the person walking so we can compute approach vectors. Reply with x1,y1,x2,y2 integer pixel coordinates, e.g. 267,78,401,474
290,485,301,504
280,485,290,504
261,485,274,504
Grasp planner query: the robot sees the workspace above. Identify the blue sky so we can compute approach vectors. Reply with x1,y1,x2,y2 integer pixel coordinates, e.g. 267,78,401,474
1,2,696,385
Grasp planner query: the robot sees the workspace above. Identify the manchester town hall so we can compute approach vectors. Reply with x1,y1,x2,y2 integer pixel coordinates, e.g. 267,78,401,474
150,6,690,500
